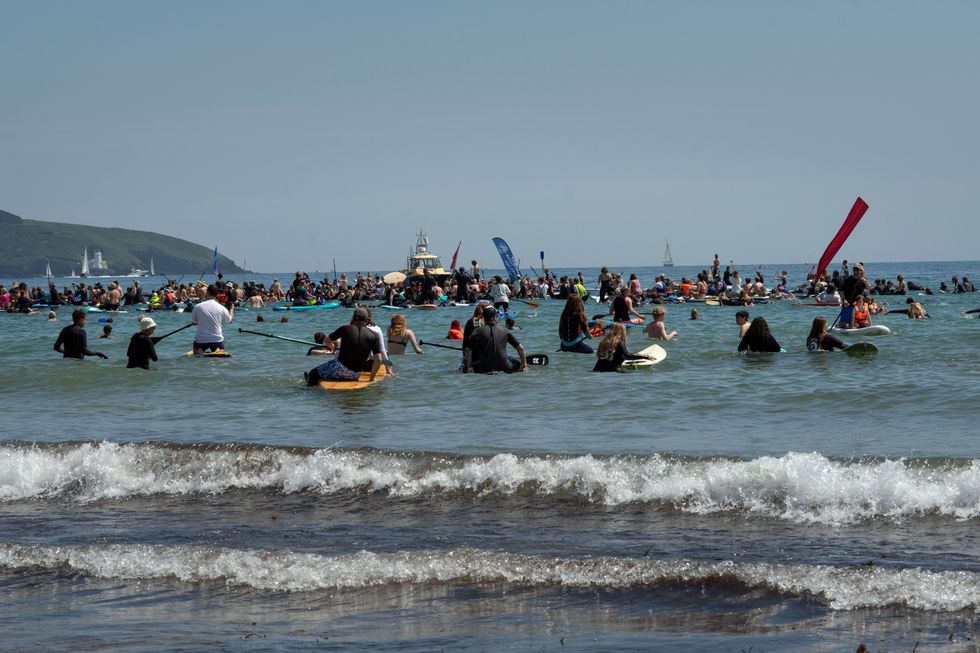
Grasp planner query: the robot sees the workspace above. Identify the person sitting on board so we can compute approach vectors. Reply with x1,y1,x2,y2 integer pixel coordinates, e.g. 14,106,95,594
191,284,234,354
127,317,159,369
307,331,332,355
806,316,846,352
610,288,644,324
362,308,394,375
592,323,650,372
305,307,382,385
738,317,781,353
643,306,677,341
818,284,842,305
388,314,424,354
558,295,593,354
907,297,929,319
54,309,108,360
849,296,872,329
447,319,464,340
463,306,526,374
735,310,751,339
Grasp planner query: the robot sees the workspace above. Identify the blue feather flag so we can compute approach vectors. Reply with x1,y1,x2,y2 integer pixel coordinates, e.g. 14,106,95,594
491,237,520,281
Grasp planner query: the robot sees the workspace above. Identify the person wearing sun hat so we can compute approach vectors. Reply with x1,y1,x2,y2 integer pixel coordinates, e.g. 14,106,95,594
127,315,158,369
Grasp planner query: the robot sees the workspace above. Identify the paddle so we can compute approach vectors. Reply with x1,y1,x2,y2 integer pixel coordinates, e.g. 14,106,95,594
513,298,540,309
419,339,549,365
964,308,980,315
150,322,193,345
238,327,324,348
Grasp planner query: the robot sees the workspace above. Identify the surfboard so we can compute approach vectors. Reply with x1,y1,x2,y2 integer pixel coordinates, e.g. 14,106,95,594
184,350,232,358
831,325,891,336
845,342,879,358
413,304,439,310
378,304,403,310
318,366,387,391
621,344,667,369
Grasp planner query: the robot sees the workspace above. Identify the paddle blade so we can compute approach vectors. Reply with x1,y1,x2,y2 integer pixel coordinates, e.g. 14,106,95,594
814,197,869,281
527,354,549,366
845,342,878,359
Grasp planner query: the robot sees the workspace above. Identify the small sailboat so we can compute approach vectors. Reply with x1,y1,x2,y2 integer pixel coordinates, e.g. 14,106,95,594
662,241,674,267
69,267,78,279
45,261,53,278
150,257,155,276
81,247,90,278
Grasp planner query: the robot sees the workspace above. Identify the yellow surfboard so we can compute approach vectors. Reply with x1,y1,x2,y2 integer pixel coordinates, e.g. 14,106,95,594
184,350,232,358
319,366,387,391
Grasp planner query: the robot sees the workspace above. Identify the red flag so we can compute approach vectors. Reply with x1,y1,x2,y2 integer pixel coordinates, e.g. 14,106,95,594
814,197,869,281
449,241,462,272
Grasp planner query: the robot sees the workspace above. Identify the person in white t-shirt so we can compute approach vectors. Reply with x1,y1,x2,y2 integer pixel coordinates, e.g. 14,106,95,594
191,284,234,353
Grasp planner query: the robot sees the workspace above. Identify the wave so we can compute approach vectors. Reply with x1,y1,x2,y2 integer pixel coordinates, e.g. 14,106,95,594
2,442,978,524
1,542,976,612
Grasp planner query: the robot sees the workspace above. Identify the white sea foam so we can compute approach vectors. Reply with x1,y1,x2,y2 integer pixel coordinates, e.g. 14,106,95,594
2,443,979,524
0,542,977,612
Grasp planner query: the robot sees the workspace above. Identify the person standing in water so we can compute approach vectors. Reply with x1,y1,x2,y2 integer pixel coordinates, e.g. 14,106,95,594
127,317,159,369
54,309,108,360
593,323,650,372
463,306,527,373
191,284,234,354
643,306,677,340
738,317,781,353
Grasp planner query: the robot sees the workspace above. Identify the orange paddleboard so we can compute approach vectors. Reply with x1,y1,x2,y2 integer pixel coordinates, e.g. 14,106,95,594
318,366,387,391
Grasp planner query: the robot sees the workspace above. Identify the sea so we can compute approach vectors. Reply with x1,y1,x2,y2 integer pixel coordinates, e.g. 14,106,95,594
1,260,978,653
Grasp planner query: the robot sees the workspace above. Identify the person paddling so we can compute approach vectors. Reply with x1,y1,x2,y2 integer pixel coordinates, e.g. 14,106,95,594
54,309,108,360
127,317,159,369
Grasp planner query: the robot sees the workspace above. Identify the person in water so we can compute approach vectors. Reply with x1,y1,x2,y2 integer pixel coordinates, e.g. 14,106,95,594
735,310,750,338
54,309,108,360
305,307,381,384
643,306,677,340
127,317,159,369
738,316,781,353
593,323,650,372
307,331,332,355
806,316,846,352
558,294,593,353
388,314,424,354
191,284,234,354
447,319,464,340
463,306,527,373
610,288,644,324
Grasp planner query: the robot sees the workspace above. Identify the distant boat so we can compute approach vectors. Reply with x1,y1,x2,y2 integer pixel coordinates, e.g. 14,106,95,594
81,247,90,278
150,257,155,276
45,261,52,278
69,267,79,279
662,241,674,267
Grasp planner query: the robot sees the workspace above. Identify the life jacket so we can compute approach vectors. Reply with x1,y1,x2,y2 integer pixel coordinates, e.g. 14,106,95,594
588,323,605,338
854,308,870,327
447,325,464,340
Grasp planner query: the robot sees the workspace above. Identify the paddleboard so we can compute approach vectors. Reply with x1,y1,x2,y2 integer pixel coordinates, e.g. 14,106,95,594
794,301,843,307
272,301,341,311
184,350,232,358
831,325,891,337
845,342,879,358
378,304,403,310
82,306,127,314
413,304,439,310
319,366,387,391
621,344,667,369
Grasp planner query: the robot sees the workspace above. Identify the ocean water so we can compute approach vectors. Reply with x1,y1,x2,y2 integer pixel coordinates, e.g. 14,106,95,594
1,261,979,652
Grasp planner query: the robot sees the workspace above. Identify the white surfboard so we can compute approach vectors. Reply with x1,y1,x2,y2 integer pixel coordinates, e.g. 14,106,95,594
831,325,891,337
622,343,667,369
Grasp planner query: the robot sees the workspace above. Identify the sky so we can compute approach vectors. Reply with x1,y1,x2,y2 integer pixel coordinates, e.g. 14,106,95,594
1,1,978,273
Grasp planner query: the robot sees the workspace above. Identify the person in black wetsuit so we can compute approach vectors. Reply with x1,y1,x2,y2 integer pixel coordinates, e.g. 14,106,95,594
127,317,158,369
806,316,846,352
463,306,527,373
54,309,107,360
305,307,382,384
839,264,871,326
559,295,593,353
738,317,782,353
593,323,648,372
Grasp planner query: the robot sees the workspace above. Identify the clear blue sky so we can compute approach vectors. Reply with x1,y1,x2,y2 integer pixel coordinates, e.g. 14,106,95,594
2,1,977,272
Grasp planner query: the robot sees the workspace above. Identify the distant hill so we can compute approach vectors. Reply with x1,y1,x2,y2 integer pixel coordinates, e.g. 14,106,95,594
0,209,246,277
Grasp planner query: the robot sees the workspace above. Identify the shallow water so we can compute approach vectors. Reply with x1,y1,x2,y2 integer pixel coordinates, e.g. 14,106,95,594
2,261,979,651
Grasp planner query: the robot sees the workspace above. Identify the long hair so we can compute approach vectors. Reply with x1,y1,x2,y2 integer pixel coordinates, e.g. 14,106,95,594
561,295,587,325
807,316,827,343
389,313,407,338
597,323,627,359
745,316,772,341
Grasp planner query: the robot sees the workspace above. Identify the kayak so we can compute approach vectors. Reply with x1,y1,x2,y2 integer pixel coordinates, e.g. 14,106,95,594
831,325,891,336
272,301,341,312
319,366,387,391
622,344,667,370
